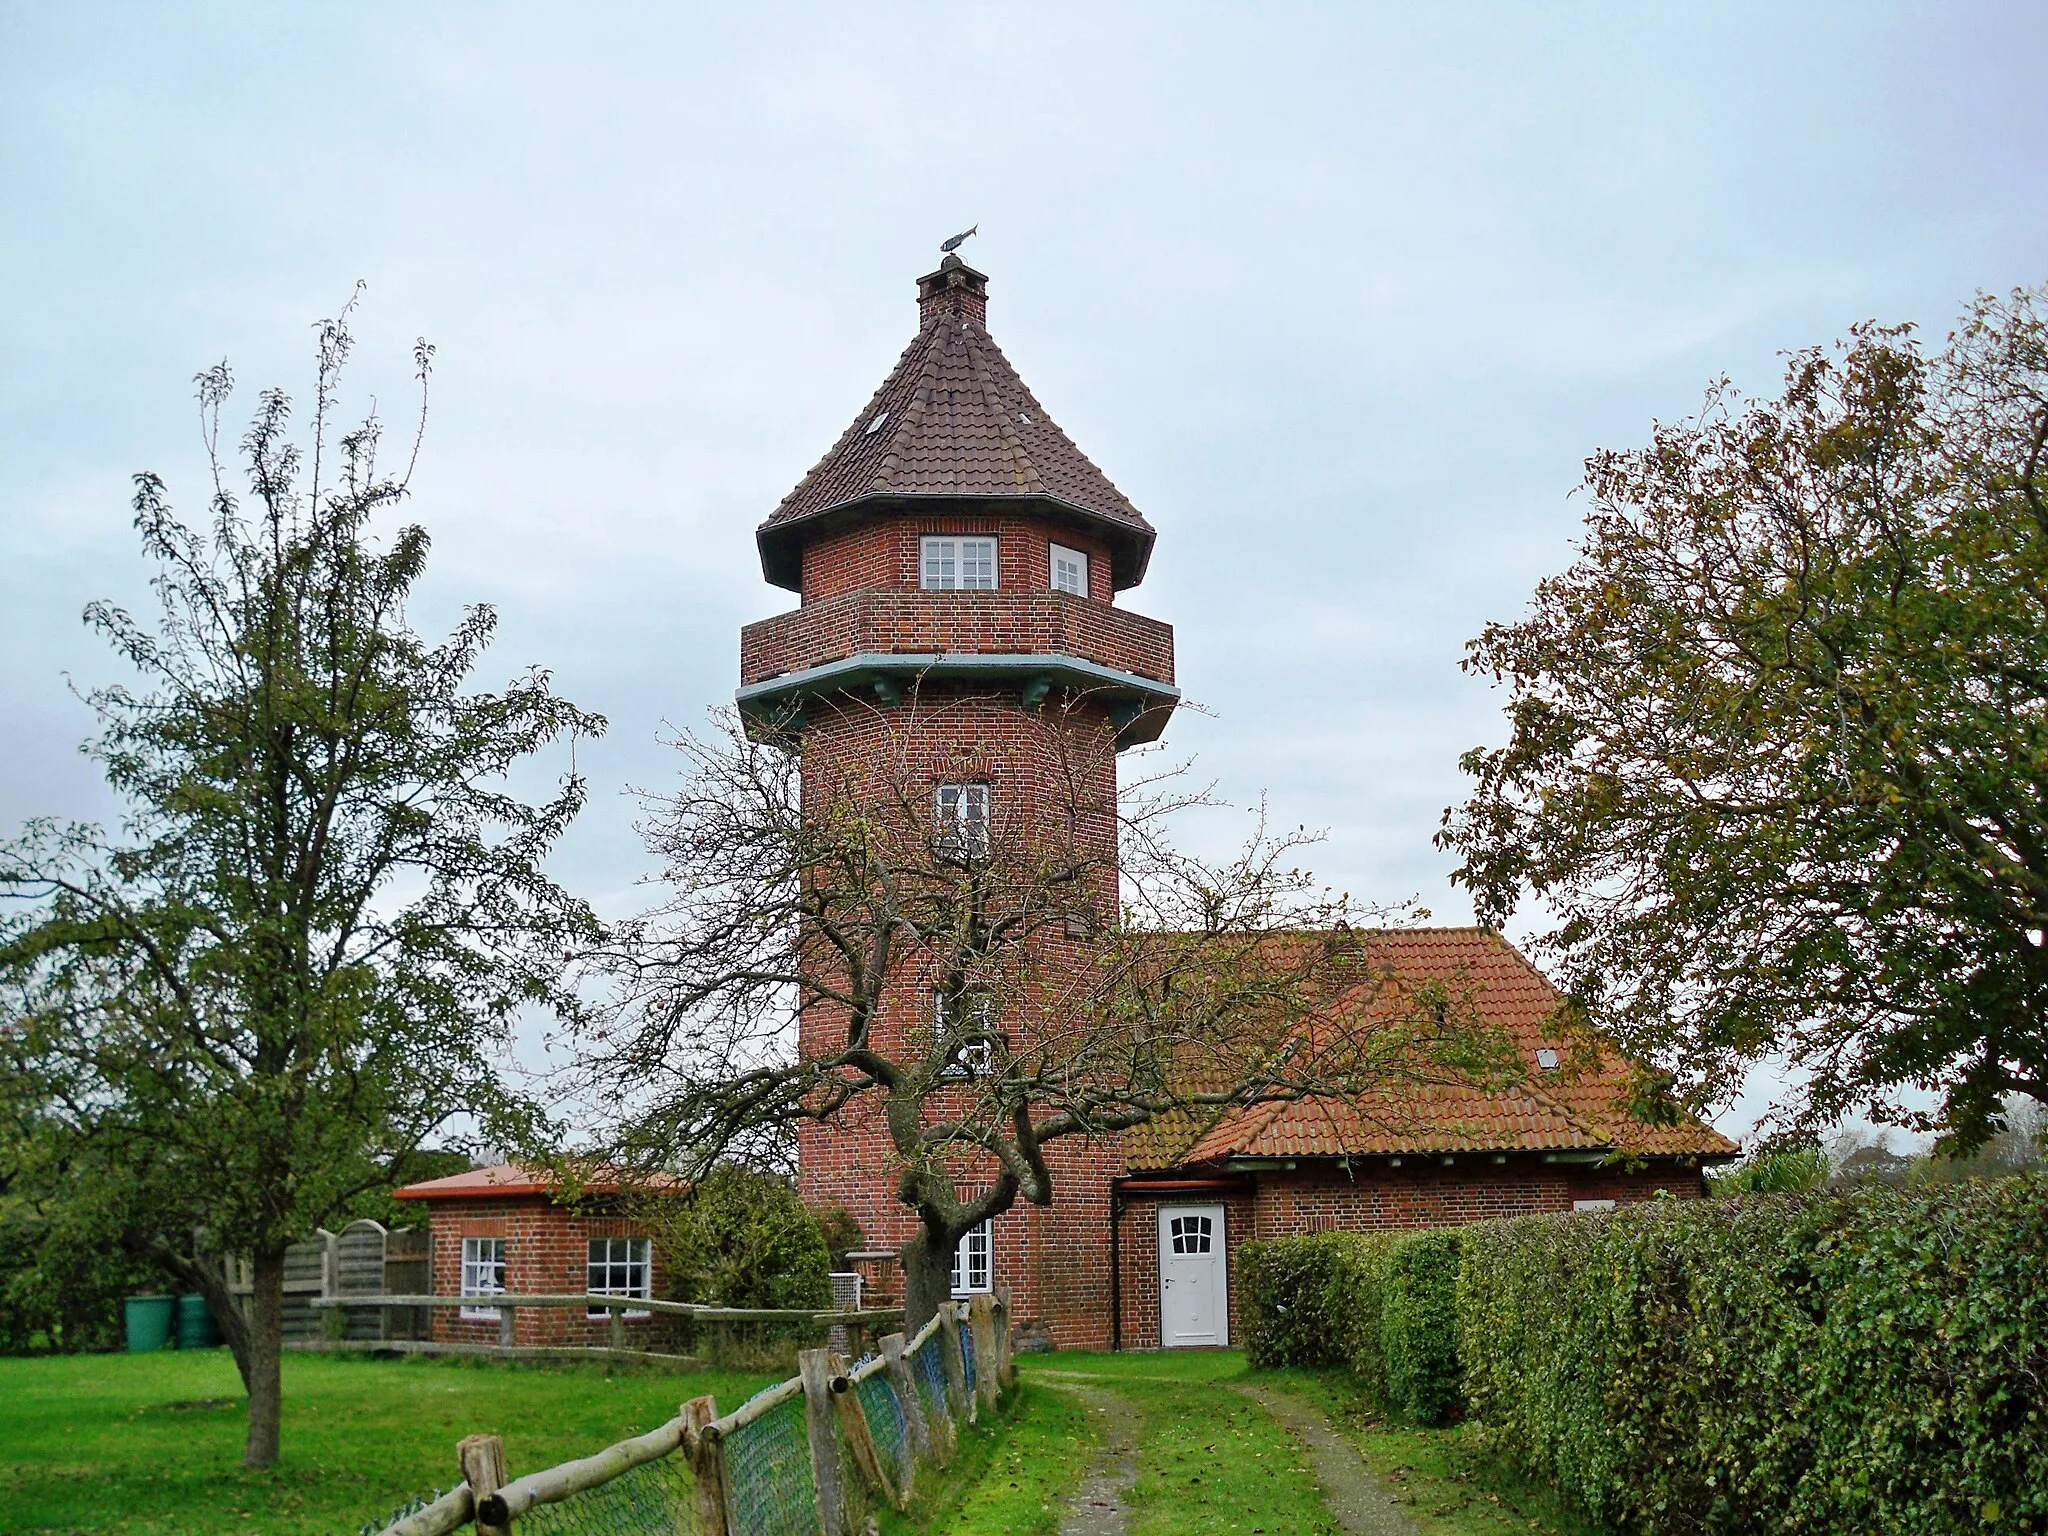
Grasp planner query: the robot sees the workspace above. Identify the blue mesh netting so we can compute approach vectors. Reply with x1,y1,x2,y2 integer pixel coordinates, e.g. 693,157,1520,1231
722,1393,818,1536
855,1370,909,1492
516,1455,692,1536
959,1321,977,1400
913,1330,950,1429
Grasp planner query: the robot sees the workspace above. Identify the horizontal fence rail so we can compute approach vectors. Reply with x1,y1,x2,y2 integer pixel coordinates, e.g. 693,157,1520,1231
361,1295,1013,1536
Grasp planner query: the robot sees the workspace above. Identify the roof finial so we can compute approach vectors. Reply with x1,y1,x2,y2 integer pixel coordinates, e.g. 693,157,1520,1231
939,224,978,255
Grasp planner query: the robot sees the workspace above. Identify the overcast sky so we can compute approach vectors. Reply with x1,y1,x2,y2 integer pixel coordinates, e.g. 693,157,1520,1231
4,2,2044,1143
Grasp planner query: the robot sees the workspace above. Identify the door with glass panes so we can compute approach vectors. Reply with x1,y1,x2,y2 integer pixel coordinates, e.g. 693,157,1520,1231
1157,1204,1227,1346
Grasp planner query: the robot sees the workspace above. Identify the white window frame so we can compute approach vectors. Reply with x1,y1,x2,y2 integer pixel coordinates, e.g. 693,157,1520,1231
935,783,990,862
951,1219,994,1296
935,987,995,1077
585,1236,652,1319
921,536,998,591
460,1236,506,1320
1050,542,1089,596
1572,1199,1617,1212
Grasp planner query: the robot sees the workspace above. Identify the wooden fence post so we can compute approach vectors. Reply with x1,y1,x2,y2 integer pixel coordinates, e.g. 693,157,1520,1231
828,1354,900,1511
967,1295,999,1412
497,1304,515,1349
938,1303,973,1425
993,1288,1015,1390
682,1395,728,1536
457,1434,508,1536
880,1330,933,1482
798,1347,850,1536
609,1302,624,1352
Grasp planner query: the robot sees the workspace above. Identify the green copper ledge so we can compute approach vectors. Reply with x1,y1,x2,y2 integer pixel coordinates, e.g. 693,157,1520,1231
735,651,1180,749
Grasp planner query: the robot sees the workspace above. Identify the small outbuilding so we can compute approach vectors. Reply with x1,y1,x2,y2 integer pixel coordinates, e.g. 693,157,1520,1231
391,1163,688,1347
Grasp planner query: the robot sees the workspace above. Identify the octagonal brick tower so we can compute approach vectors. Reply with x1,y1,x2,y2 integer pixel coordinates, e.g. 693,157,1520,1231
738,254,1177,1346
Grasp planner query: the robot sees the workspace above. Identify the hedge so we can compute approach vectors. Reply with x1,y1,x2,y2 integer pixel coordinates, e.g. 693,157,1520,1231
1237,1227,1463,1424
1459,1176,2048,1533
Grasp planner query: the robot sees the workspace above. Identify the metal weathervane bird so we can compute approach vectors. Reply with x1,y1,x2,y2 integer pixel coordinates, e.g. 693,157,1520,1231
940,225,978,254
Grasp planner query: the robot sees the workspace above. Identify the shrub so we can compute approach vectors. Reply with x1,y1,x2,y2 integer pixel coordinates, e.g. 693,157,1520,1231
1458,1176,2048,1533
1380,1229,1462,1425
1238,1227,1463,1423
643,1164,832,1310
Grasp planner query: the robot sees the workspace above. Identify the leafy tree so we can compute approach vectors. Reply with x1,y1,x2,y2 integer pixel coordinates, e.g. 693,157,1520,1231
644,1164,832,1311
0,293,602,1465
571,706,1504,1328
1441,285,2048,1152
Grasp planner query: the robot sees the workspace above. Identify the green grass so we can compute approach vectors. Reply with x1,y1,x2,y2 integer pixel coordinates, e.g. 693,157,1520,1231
879,1382,1097,1536
1258,1367,1606,1536
1016,1354,1339,1536
0,1348,779,1535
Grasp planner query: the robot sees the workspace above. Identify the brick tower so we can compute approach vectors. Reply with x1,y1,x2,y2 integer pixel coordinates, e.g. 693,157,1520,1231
737,254,1177,1346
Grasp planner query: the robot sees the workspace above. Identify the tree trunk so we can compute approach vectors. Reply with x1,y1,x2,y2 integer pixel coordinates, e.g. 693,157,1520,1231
901,1231,954,1334
242,1244,286,1468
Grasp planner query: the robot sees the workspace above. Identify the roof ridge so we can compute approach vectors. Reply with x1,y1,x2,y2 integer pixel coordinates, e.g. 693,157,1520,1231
964,320,1044,496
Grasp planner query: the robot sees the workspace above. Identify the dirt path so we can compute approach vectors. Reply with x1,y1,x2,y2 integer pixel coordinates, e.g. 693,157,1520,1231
1040,1383,1142,1536
1232,1384,1423,1536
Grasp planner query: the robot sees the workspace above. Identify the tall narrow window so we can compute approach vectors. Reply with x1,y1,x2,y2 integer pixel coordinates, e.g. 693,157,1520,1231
586,1236,652,1319
935,988,994,1076
922,536,998,590
935,783,990,862
460,1237,506,1320
1050,543,1089,596
951,1219,994,1295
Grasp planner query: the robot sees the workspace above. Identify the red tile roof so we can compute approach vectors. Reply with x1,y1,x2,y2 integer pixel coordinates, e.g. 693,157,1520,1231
1128,927,1737,1170
392,1163,689,1201
757,257,1156,590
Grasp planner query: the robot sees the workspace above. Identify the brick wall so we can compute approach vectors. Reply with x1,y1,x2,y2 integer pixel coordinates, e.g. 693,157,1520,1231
419,1195,670,1347
798,514,1116,605
741,589,1176,690
1109,1159,1704,1351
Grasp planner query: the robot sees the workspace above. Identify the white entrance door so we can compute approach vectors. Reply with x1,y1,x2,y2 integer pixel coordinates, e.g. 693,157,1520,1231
1158,1204,1227,1347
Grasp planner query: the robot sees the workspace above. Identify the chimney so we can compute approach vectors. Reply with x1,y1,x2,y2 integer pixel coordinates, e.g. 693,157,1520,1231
917,253,988,328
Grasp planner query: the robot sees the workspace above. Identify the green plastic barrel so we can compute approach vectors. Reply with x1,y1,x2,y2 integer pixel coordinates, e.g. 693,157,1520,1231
124,1294,176,1352
175,1293,220,1349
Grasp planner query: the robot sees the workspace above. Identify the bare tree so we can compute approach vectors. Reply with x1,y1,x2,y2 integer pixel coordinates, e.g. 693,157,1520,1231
564,699,1509,1326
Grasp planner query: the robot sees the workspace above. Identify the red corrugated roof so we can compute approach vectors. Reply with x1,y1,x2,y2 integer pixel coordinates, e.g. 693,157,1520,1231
392,1163,689,1201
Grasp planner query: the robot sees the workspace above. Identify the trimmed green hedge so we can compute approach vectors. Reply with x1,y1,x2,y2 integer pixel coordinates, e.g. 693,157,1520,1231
1238,1228,1463,1424
1459,1176,2048,1533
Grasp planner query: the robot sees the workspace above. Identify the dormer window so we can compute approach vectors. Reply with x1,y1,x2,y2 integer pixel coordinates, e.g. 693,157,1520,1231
1536,1048,1560,1070
1050,543,1089,596
922,537,997,590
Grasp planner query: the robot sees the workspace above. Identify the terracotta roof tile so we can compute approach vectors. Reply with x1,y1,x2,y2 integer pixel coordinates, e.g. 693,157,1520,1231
392,1163,689,1201
1125,927,1738,1170
757,258,1156,589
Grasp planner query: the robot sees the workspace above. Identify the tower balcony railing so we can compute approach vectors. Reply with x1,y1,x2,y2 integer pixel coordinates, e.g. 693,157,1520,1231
740,589,1175,688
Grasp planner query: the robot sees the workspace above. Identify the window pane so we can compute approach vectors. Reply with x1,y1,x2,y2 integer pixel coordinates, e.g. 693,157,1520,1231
1051,544,1088,595
952,1219,993,1295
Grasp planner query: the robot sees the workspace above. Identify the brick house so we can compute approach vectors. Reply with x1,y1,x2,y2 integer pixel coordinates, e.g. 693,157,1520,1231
391,1164,687,1347
742,253,1737,1351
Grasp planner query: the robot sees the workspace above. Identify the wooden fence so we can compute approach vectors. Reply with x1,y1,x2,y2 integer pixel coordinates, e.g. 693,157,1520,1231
364,1293,1013,1536
226,1220,430,1343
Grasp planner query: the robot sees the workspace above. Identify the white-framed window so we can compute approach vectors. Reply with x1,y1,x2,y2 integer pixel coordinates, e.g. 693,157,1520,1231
1167,1212,1214,1254
1050,543,1089,596
935,783,990,862
921,536,998,590
951,1219,993,1296
460,1236,506,1320
935,988,995,1076
586,1237,652,1319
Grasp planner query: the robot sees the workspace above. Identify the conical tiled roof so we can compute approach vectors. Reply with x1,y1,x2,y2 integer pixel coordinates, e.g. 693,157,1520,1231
757,256,1157,591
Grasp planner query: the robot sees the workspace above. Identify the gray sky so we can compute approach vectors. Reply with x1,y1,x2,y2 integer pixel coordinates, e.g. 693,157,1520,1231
4,2,2044,1142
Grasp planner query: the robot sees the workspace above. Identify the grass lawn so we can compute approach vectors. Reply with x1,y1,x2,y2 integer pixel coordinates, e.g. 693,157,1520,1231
879,1381,1098,1536
0,1348,778,1535
928,1353,1602,1536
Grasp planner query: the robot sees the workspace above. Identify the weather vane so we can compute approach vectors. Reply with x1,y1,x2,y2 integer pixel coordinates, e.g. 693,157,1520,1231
939,225,978,255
